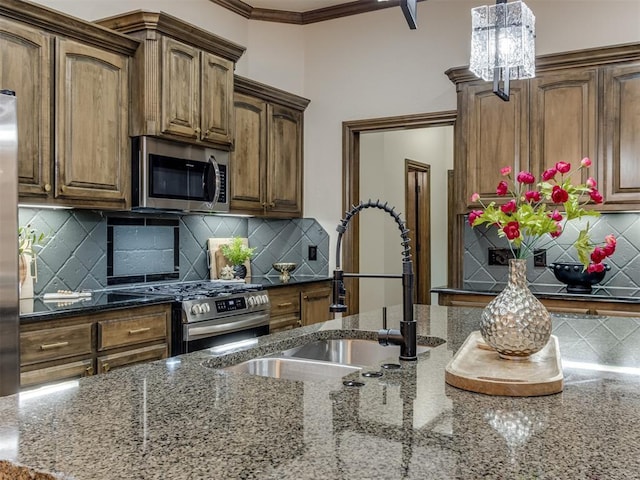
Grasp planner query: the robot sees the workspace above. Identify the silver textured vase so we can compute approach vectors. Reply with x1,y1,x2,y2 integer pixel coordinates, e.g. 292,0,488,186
480,259,552,360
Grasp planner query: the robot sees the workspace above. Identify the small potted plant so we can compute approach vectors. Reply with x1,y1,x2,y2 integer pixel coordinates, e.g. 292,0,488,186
220,237,255,279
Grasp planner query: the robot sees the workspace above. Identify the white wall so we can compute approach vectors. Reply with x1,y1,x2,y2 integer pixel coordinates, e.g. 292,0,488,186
32,0,640,288
359,126,453,312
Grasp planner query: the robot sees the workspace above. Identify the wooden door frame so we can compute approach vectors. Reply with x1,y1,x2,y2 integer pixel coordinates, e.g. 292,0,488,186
405,159,431,305
342,111,456,314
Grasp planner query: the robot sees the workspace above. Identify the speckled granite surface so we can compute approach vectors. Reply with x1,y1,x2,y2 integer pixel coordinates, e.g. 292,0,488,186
2,305,640,479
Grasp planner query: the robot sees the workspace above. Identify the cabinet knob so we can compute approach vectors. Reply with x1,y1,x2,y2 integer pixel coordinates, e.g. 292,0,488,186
203,129,210,138
103,363,110,373
194,127,201,134
85,365,94,376
44,183,52,192
269,201,276,208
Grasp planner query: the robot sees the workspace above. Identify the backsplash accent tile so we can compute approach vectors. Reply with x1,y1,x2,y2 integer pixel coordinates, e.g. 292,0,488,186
19,207,329,295
463,212,640,293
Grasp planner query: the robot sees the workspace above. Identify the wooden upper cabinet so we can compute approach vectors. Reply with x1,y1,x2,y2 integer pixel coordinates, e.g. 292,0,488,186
161,37,200,139
267,104,303,216
1,0,139,210
463,81,529,208
201,52,234,145
601,62,640,206
96,11,245,149
231,76,309,218
230,93,268,213
530,68,598,184
0,18,51,198
448,42,640,213
55,38,130,206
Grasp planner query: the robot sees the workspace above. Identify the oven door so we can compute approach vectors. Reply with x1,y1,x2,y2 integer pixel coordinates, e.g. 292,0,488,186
182,312,270,354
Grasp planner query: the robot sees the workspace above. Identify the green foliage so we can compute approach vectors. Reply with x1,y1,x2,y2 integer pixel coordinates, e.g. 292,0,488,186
18,224,47,256
220,237,255,266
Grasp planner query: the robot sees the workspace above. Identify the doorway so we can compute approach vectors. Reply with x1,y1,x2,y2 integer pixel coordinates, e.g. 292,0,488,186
342,111,456,315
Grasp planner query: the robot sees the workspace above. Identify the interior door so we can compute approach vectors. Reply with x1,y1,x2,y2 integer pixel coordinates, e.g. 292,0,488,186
405,160,431,305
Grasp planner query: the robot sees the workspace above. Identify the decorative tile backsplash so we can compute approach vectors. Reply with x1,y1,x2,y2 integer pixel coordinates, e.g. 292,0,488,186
463,212,640,293
18,208,329,295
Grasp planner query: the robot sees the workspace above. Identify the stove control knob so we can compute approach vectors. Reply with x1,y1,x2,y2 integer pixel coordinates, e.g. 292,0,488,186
261,294,269,304
247,296,256,307
191,304,202,315
202,303,210,313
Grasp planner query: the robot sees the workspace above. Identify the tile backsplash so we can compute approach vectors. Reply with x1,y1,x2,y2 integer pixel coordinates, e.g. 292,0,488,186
463,212,640,293
19,208,329,295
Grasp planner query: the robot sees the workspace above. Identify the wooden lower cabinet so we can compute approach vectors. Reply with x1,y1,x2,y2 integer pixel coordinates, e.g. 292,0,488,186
20,303,171,389
436,291,638,317
267,281,332,333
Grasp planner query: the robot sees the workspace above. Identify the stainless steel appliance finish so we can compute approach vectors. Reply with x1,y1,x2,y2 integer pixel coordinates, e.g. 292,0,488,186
132,136,230,213
0,90,19,397
122,281,270,355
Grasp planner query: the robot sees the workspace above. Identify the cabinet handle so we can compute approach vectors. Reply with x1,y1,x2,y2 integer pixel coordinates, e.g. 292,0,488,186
103,363,110,373
277,302,293,308
128,327,151,335
296,320,302,327
203,129,210,138
40,341,69,350
269,201,276,208
85,365,94,376
43,183,52,192
194,127,201,134
304,294,327,301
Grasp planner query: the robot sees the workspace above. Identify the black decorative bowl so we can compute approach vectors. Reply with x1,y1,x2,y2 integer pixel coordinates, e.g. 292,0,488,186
548,262,611,294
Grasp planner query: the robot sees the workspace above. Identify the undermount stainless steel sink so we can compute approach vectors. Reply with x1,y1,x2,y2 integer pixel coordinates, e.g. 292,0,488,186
220,338,432,382
223,356,361,382
280,338,431,367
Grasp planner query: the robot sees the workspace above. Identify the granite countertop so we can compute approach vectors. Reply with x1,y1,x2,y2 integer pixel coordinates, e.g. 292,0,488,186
19,291,175,323
432,284,640,303
2,305,640,479
249,274,332,288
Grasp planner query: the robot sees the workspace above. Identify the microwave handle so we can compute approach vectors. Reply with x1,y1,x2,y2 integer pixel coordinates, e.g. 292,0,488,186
204,154,221,206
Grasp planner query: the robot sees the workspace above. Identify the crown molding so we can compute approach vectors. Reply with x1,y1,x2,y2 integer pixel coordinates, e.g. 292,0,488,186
208,0,426,25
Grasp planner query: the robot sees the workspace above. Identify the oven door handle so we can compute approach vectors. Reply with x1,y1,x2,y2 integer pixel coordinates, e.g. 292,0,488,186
203,154,221,206
186,313,269,340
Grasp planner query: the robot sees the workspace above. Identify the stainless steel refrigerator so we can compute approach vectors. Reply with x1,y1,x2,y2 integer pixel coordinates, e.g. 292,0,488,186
0,90,19,397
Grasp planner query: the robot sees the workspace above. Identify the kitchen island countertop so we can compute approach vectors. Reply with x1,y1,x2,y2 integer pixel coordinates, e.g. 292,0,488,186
2,305,640,479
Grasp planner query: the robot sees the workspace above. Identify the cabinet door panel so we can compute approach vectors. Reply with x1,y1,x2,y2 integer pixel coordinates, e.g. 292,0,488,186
602,63,640,205
530,68,597,183
465,82,529,208
201,52,233,145
98,344,168,373
21,359,94,388
301,287,332,326
267,104,302,215
161,37,200,139
230,93,267,212
0,19,52,198
55,38,129,206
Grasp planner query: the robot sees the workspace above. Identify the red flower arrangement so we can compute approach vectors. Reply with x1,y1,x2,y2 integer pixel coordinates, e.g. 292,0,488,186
469,158,616,272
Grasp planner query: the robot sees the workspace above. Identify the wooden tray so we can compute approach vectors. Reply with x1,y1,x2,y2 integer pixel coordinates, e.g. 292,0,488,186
445,331,563,397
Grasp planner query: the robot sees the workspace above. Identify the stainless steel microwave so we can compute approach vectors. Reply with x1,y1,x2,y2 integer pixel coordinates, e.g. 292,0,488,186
131,136,229,213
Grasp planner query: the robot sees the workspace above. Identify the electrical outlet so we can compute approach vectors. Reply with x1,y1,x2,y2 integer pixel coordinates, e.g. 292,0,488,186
534,249,547,267
308,245,317,261
488,248,517,266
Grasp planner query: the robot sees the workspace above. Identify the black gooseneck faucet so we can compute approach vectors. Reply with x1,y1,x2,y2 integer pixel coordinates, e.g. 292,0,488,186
329,200,417,361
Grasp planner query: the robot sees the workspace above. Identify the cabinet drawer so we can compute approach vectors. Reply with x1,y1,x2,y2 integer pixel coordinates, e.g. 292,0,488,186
21,323,93,365
97,344,168,373
269,288,300,317
98,313,167,350
21,359,94,388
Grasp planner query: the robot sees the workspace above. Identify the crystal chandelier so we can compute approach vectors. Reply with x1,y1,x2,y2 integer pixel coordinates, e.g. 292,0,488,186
470,0,536,101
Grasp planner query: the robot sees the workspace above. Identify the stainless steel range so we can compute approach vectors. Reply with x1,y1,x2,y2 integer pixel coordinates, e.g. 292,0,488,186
123,280,270,355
